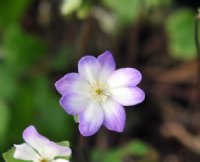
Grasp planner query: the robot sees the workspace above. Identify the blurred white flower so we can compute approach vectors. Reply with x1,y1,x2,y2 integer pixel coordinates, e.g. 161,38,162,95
14,125,71,162
93,7,117,35
61,0,82,16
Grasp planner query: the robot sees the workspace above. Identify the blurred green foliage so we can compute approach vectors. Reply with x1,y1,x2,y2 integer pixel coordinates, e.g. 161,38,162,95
91,140,158,162
147,0,172,8
0,0,199,161
101,0,141,26
166,9,198,60
0,0,31,28
3,25,47,73
0,100,10,148
0,0,75,155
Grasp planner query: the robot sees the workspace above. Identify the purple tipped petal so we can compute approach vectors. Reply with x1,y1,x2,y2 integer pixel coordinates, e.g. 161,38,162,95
102,99,125,132
55,73,79,95
97,51,116,81
60,93,90,115
78,102,104,136
55,73,88,95
108,68,142,88
110,87,145,106
14,143,40,162
78,56,100,83
23,125,71,159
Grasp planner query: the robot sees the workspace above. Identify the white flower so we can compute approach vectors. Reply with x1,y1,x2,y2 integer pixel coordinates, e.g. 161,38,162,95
14,125,71,162
55,51,145,136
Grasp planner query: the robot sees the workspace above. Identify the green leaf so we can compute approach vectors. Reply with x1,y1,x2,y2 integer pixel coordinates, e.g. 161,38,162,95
126,140,150,156
73,116,78,123
166,9,197,60
57,141,70,147
3,147,30,162
104,141,152,162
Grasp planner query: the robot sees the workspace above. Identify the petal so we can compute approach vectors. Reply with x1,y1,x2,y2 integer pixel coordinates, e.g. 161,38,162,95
108,68,142,88
97,51,116,81
110,87,145,106
52,159,69,162
102,99,125,132
60,93,90,115
55,73,89,95
78,102,104,136
23,125,71,159
14,143,40,162
78,55,100,83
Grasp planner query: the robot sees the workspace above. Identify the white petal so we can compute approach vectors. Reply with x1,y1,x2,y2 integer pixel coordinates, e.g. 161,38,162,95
102,99,125,132
60,93,90,115
110,87,145,106
55,73,89,96
108,68,142,88
97,51,116,81
52,159,69,162
78,55,101,83
23,125,71,159
78,102,104,136
14,143,40,162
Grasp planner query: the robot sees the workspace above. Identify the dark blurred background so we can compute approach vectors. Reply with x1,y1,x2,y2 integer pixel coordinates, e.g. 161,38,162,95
1,0,200,162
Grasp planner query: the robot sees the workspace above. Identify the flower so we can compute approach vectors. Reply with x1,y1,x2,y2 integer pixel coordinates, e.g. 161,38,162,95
14,125,71,162
55,51,145,136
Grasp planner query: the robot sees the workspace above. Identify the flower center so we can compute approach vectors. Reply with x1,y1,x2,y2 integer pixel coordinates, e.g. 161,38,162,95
40,159,49,162
90,81,109,102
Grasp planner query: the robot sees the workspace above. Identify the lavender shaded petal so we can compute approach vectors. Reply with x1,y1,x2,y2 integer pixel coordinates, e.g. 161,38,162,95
78,55,101,83
102,99,125,132
14,143,40,162
55,73,88,95
23,125,71,159
78,102,104,136
110,87,145,106
97,51,116,81
108,68,142,88
60,93,90,115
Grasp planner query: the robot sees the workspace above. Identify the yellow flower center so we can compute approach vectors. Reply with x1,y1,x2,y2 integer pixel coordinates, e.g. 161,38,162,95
40,159,49,162
90,81,109,102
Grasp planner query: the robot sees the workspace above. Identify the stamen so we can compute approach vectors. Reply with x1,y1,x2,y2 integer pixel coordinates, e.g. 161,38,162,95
90,81,109,102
